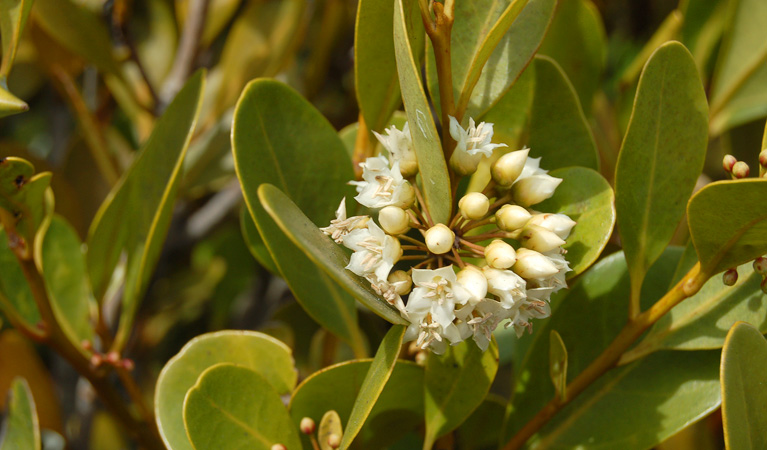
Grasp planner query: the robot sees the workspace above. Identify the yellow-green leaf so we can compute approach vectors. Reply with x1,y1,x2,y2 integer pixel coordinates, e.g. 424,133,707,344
0,0,34,80
548,330,567,401
0,378,39,450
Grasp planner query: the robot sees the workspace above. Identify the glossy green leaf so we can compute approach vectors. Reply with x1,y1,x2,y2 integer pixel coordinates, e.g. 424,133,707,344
688,179,767,276
537,0,605,113
340,325,406,449
527,56,599,170
232,79,367,352
0,158,51,258
0,378,39,450
455,394,507,450
721,322,767,450
0,87,27,118
0,0,34,80
0,229,39,327
393,0,450,225
40,216,93,349
709,0,767,135
479,63,535,147
423,339,499,448
239,205,279,275
257,184,406,325
183,364,302,450
290,360,424,450
87,71,204,350
537,167,616,278
615,41,708,306
155,330,297,450
622,263,767,363
548,330,567,401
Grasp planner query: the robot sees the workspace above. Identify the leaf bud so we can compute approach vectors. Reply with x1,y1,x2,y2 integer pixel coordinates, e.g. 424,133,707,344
388,270,412,295
378,206,410,235
491,148,529,186
512,248,559,279
458,192,490,220
425,224,455,254
732,161,750,179
722,269,738,286
271,445,287,450
527,213,576,239
511,174,562,207
300,417,316,434
519,225,567,253
496,204,532,231
722,154,737,172
485,239,517,269
328,433,341,449
754,256,767,275
456,266,488,301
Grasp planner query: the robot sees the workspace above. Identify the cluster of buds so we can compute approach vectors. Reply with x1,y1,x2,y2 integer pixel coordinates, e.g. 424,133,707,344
82,340,134,371
321,117,573,354
724,256,767,294
723,151,767,179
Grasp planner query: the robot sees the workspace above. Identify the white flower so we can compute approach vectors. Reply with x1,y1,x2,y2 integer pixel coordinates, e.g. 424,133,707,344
483,266,527,309
373,123,418,178
367,276,406,313
512,174,562,207
405,266,472,330
492,148,530,186
512,248,559,279
455,266,487,302
449,116,507,175
404,318,463,355
528,250,570,296
320,198,370,243
350,156,416,209
343,221,401,285
456,299,511,351
507,299,551,338
527,212,576,240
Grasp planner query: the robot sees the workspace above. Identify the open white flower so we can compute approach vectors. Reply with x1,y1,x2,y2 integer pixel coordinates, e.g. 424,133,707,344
373,123,418,178
350,156,415,209
404,317,463,355
456,298,510,351
343,221,401,285
449,116,507,175
508,299,551,337
482,266,527,309
405,266,472,332
320,198,370,243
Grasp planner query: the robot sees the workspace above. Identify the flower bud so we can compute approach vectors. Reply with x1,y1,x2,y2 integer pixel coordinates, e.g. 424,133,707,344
512,248,559,279
388,270,412,295
491,149,530,186
450,148,484,176
722,269,738,286
397,182,416,208
328,434,341,449
496,205,531,231
378,206,410,235
732,161,750,179
519,225,567,253
425,224,455,254
754,256,767,275
527,213,576,239
760,150,767,168
271,445,287,450
723,154,737,172
485,239,517,269
511,174,562,207
458,192,490,220
300,417,316,434
456,266,488,301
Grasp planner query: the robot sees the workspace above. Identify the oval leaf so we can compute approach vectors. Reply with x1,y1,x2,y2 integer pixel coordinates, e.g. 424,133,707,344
0,228,39,327
615,41,708,304
548,330,567,401
0,378,39,450
239,205,279,275
0,158,52,257
319,411,343,450
183,364,302,450
155,330,297,450
0,0,34,79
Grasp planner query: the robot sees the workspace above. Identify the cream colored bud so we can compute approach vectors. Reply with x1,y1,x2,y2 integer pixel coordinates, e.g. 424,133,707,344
519,225,566,253
512,248,559,279
511,174,562,207
397,182,416,208
723,154,737,172
271,444,287,450
484,239,517,269
425,224,455,254
527,213,576,239
378,206,410,235
458,192,490,220
327,434,341,448
450,149,483,176
496,205,532,231
732,161,750,178
299,417,315,434
388,270,412,295
456,266,488,301
492,148,529,186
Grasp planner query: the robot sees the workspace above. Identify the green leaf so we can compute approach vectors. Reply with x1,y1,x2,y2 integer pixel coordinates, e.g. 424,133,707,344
454,394,507,449
87,71,204,351
479,63,535,147
257,184,406,325
155,330,297,450
183,363,302,450
622,263,767,362
0,378,39,450
239,205,279,275
0,229,39,327
537,0,605,113
0,158,52,258
548,330,567,401
537,166,616,278
40,216,93,349
423,339,499,448
688,179,767,276
0,87,27,118
0,0,34,80
709,0,767,135
614,41,708,306
721,322,767,450
232,79,367,352
393,0,450,225
340,325,405,449
290,360,424,450
527,56,599,170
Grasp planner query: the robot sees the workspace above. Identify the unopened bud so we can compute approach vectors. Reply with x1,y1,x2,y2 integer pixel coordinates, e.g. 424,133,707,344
732,161,750,179
105,351,120,365
722,269,738,286
520,225,567,253
496,205,531,231
760,150,767,168
761,276,767,295
121,359,135,371
327,433,341,448
388,270,412,295
754,256,767,275
397,182,416,209
723,154,737,172
458,192,490,220
378,206,410,235
491,149,529,186
415,351,427,365
527,213,576,240
485,240,517,269
90,354,103,368
511,174,562,207
300,417,315,434
456,266,488,301
512,248,559,279
271,445,287,450
425,224,455,255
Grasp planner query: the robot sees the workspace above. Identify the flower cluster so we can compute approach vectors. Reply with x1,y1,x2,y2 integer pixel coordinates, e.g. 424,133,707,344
321,117,574,354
